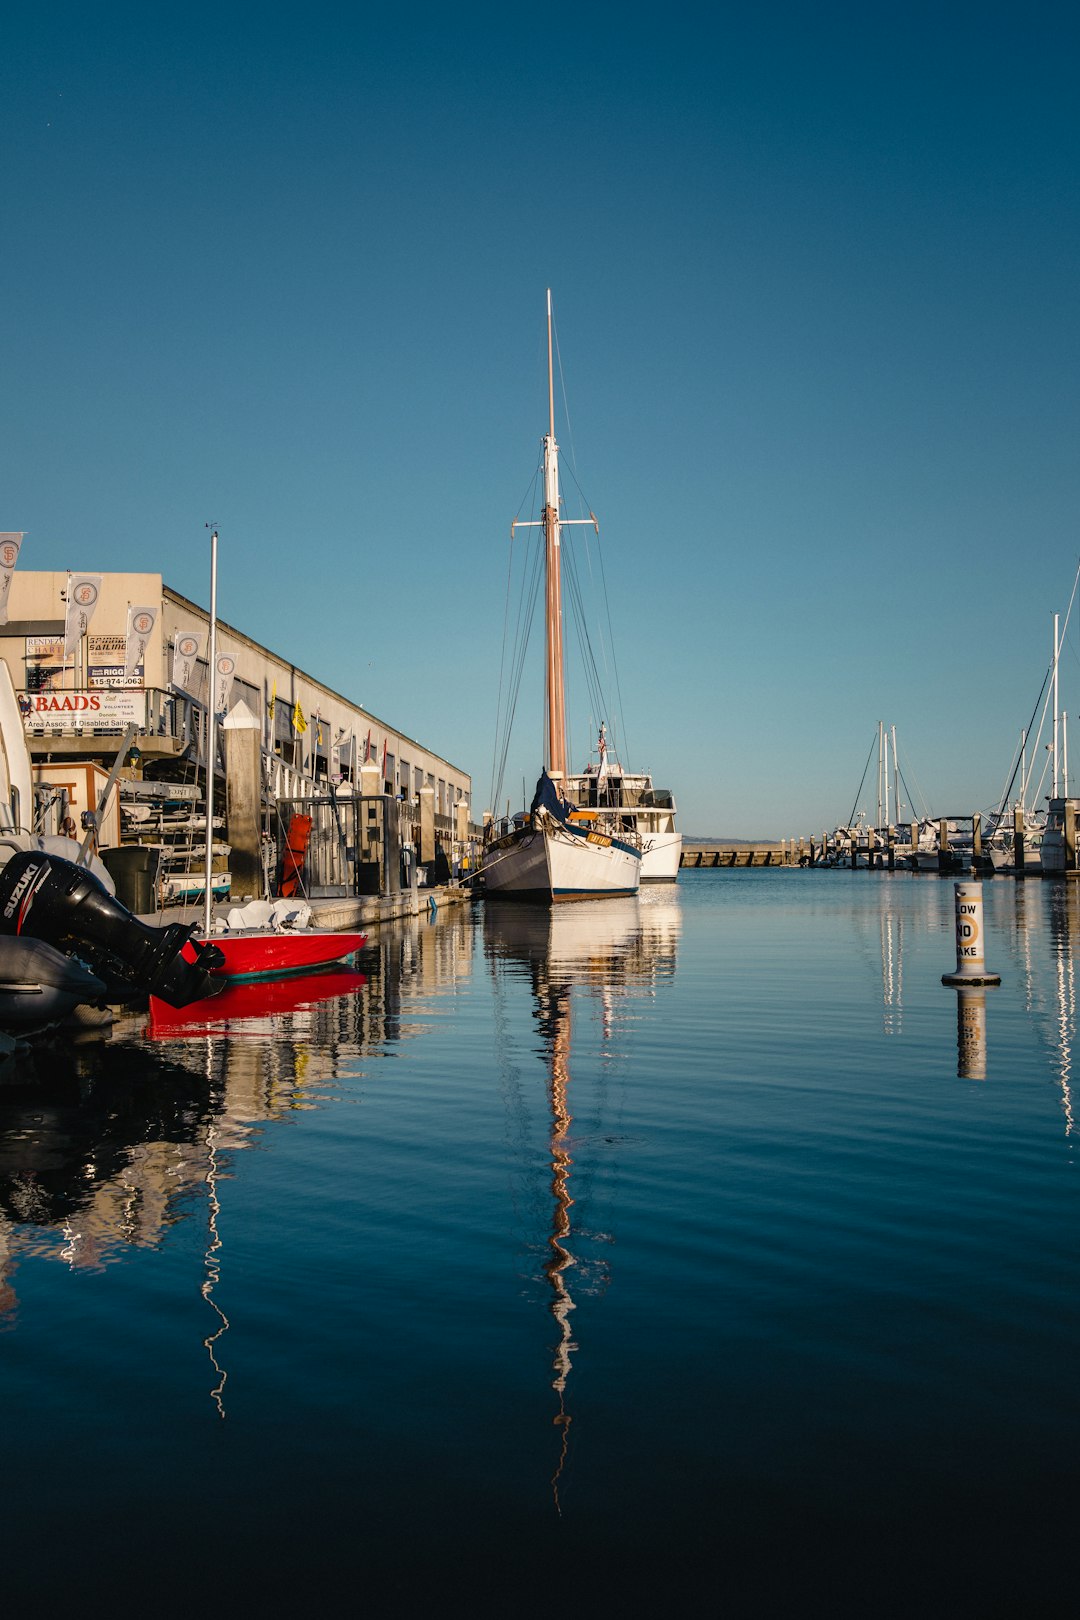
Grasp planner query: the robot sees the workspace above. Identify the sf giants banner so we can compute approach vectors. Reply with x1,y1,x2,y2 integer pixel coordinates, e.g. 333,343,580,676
64,573,102,655
172,629,202,693
214,653,236,714
0,533,23,625
125,604,157,678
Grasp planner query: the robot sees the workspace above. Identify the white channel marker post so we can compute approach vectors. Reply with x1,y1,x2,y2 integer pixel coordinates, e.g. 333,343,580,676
941,881,1001,987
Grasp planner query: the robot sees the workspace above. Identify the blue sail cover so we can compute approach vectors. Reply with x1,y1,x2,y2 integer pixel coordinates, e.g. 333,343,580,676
530,771,571,825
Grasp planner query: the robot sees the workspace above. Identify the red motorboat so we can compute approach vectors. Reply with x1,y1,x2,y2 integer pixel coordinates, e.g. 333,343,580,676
146,965,366,1035
181,919,366,983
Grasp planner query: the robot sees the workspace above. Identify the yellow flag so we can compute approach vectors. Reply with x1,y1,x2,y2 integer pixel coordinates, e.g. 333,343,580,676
292,699,307,734
268,679,276,721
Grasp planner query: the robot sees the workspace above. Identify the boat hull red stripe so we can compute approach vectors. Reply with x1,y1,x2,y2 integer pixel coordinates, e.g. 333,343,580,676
146,966,366,1033
181,929,365,982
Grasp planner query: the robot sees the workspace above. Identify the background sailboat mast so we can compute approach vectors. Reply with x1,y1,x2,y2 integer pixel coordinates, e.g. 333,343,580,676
544,289,567,778
1053,612,1060,798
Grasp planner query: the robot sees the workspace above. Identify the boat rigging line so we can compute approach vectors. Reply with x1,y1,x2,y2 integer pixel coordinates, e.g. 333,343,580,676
559,453,632,770
845,733,877,828
490,467,547,809
550,296,631,770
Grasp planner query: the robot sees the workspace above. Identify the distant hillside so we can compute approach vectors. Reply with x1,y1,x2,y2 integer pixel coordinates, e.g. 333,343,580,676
682,835,782,848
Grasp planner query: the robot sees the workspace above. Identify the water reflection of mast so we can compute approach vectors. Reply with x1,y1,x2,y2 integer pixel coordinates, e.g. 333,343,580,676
201,1043,230,1418
536,974,577,1512
880,907,903,1035
1012,882,1037,1013
484,896,672,1511
1053,899,1075,1137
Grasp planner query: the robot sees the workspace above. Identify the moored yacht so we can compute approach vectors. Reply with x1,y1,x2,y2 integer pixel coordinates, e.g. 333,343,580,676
564,724,681,882
976,811,1045,875
1040,798,1080,874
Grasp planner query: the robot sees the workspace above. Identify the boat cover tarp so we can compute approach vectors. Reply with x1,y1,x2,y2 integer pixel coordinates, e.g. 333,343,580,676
530,771,571,826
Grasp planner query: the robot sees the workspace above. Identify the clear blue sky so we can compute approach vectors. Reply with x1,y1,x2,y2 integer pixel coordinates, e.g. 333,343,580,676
3,2,1079,836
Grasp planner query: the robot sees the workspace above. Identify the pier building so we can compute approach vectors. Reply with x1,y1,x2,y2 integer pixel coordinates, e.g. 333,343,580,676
0,569,473,906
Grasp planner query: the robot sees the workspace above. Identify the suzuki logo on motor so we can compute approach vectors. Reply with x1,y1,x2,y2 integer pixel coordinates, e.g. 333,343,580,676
3,860,43,919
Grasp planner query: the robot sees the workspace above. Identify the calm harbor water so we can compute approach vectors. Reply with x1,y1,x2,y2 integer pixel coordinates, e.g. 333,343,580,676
3,871,1079,1613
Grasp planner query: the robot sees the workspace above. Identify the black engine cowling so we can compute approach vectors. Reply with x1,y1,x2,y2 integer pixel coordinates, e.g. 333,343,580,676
0,851,225,1008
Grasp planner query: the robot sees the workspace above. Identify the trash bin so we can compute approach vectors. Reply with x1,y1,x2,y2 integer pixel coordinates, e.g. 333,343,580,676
101,846,161,915
401,843,416,891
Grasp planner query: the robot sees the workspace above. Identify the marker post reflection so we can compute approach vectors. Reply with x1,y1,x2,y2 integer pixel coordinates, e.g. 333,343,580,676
955,986,988,1079
942,882,998,1079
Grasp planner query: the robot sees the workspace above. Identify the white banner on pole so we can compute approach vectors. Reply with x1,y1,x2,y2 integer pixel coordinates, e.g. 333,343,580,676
64,574,102,655
215,653,236,715
172,629,202,693
124,604,157,678
0,533,23,625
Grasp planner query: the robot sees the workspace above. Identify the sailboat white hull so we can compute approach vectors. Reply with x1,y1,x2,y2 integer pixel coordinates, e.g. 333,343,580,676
483,820,641,901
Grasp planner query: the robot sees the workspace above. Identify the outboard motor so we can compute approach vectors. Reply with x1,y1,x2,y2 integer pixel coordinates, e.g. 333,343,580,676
0,851,225,1008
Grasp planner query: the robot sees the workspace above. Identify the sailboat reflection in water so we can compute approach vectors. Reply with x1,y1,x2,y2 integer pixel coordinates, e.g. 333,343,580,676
485,892,680,1509
537,964,577,1505
201,1113,230,1418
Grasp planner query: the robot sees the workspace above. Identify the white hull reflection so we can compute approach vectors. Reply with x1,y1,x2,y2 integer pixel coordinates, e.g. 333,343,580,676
484,887,681,994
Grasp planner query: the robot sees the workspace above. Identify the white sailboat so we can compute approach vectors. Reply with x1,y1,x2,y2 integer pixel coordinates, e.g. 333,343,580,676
482,293,642,902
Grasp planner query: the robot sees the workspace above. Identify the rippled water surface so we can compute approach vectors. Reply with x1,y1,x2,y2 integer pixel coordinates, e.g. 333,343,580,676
3,871,1079,1613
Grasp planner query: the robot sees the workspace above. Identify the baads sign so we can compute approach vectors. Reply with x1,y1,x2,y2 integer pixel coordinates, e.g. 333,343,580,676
18,689,144,732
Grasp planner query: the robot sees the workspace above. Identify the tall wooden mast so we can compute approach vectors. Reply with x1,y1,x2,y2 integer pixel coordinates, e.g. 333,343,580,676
543,289,567,778
509,293,597,781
